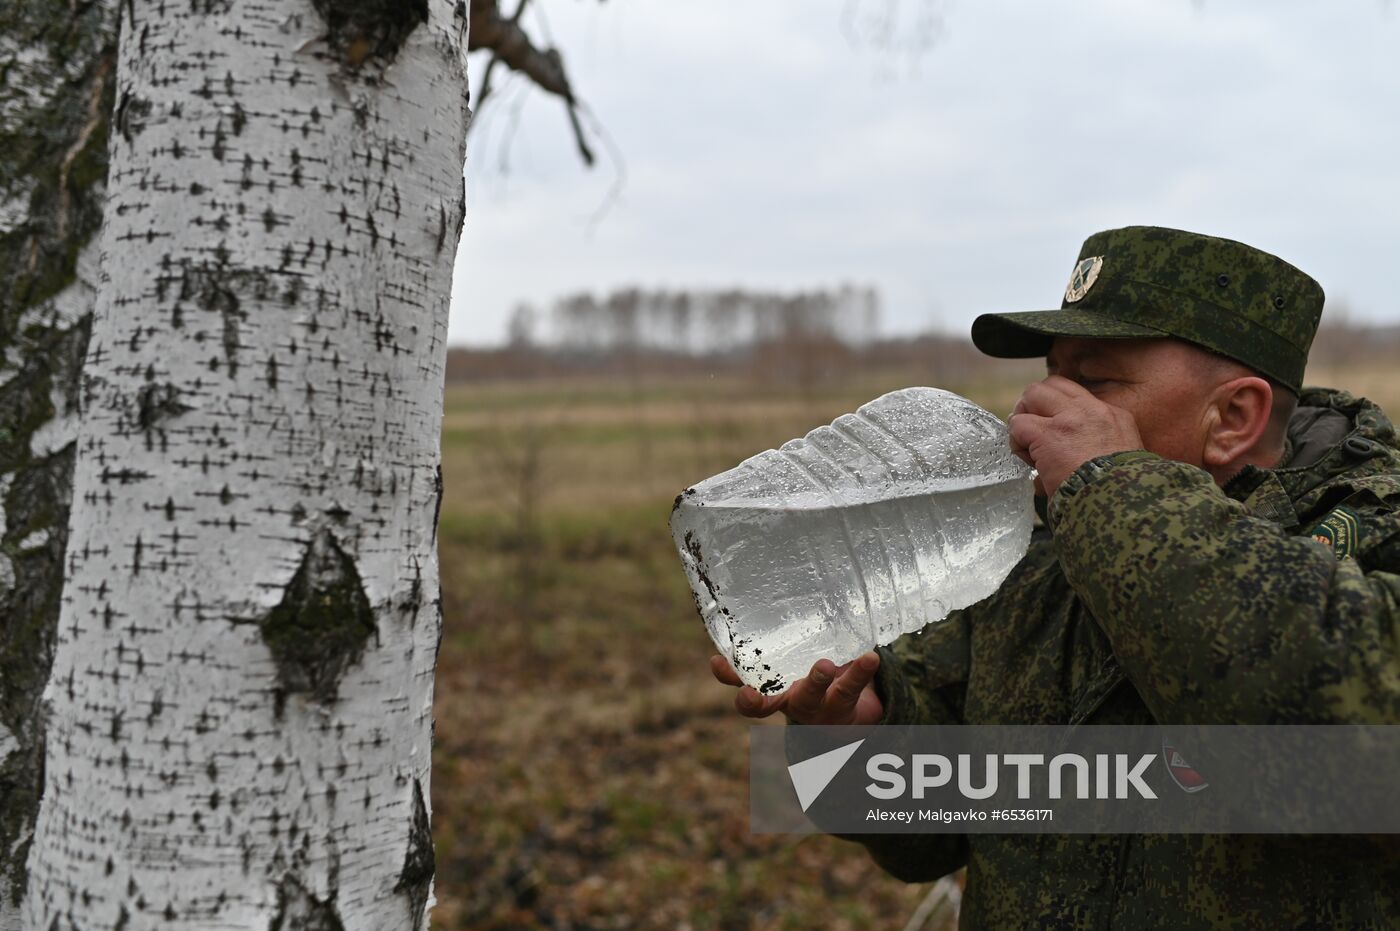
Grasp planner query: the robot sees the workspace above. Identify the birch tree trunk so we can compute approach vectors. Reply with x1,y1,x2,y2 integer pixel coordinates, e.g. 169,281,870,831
0,3,115,926
21,2,470,928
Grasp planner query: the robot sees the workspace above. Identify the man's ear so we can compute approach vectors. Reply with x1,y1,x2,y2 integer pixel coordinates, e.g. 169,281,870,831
1202,376,1273,469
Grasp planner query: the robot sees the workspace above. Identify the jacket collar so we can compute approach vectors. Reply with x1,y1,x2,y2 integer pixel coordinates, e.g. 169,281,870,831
1223,467,1299,529
1224,387,1398,526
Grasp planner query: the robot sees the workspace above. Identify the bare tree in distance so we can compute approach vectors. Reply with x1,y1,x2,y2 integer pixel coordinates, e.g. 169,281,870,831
507,303,541,351
545,285,880,359
603,288,654,476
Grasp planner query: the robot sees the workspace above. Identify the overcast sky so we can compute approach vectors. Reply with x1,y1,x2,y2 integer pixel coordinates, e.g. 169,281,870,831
448,0,1400,346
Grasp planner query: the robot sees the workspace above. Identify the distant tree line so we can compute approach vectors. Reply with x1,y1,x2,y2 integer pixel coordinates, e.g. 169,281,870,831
446,289,1400,388
457,285,890,393
445,284,1019,387
506,285,881,354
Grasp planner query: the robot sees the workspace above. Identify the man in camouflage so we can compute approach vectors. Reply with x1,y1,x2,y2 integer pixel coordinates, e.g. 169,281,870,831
712,226,1400,928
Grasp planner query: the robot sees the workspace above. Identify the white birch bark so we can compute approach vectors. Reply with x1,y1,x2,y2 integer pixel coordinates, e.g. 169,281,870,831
1,3,115,926
22,2,470,929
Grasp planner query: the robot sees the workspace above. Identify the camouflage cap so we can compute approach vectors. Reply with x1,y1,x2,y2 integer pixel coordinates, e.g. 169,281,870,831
970,226,1325,392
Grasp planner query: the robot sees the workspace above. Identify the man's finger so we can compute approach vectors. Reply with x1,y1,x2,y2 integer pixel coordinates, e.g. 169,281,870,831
735,685,787,718
1018,381,1078,416
710,654,743,687
786,659,837,720
824,651,879,712
1008,413,1035,465
1008,411,1051,451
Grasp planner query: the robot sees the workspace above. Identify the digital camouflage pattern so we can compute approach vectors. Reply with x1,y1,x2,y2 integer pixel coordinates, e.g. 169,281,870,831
971,227,1325,392
860,387,1400,929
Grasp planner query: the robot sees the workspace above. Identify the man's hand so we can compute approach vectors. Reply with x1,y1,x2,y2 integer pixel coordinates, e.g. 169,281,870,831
1009,375,1143,499
709,652,884,725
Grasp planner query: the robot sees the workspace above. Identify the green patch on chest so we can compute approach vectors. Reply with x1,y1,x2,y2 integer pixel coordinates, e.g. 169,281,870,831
1303,505,1361,559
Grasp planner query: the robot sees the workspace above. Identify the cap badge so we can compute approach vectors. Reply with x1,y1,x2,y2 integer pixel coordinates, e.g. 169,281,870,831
1064,256,1104,303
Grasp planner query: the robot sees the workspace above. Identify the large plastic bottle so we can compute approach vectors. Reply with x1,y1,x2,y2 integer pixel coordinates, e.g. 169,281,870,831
671,387,1033,695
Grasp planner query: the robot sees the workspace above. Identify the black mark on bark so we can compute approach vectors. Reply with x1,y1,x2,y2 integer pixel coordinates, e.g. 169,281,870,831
393,779,434,931
268,874,345,931
258,527,376,715
178,260,255,379
311,0,429,69
399,558,423,618
431,464,443,543
135,382,192,448
115,90,150,143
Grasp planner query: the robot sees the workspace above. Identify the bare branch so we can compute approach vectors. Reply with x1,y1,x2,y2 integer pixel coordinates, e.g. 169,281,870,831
468,0,594,166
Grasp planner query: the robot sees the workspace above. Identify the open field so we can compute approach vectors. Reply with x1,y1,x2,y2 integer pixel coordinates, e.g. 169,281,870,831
428,361,1400,930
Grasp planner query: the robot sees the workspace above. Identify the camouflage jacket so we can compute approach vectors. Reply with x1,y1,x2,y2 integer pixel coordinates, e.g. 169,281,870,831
860,387,1400,929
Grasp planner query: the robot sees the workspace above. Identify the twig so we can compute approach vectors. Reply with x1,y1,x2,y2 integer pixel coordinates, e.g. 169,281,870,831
496,83,528,179
475,53,503,113
579,104,625,235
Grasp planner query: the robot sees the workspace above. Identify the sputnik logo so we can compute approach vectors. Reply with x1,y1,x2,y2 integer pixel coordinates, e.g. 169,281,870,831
787,738,866,811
